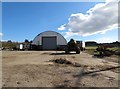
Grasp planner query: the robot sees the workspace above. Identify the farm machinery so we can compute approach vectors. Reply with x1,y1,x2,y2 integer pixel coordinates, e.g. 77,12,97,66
65,39,80,54
94,45,115,57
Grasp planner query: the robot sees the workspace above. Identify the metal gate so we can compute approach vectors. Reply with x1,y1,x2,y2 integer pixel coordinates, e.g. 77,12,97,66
42,36,57,50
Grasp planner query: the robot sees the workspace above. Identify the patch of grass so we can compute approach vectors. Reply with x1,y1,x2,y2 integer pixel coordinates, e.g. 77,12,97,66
2,42,17,49
85,49,95,55
85,46,120,58
108,47,120,51
85,46,97,55
85,46,97,50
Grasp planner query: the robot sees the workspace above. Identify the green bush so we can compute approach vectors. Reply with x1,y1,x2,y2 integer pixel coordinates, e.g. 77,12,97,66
2,42,18,49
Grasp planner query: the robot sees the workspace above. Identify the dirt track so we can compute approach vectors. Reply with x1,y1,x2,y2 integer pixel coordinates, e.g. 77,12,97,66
2,51,119,87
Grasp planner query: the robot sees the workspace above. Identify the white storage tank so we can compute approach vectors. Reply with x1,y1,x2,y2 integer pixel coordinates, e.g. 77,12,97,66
20,44,23,50
32,31,67,50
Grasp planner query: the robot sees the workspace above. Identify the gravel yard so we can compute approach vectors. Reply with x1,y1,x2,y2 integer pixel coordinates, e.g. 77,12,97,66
2,51,119,88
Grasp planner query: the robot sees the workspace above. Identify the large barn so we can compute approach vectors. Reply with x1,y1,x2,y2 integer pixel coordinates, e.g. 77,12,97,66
31,31,67,50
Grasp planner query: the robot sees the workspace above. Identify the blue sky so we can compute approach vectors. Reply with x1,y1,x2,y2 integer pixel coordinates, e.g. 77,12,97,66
2,2,118,43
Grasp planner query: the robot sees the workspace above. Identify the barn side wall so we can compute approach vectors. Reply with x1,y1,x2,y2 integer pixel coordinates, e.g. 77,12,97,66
31,45,66,50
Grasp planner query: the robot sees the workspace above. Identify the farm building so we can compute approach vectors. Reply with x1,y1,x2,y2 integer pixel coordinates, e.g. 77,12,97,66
85,41,97,47
31,31,67,50
16,43,31,50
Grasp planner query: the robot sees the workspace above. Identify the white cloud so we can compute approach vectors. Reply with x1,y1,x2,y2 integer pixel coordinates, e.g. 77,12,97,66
95,37,117,43
58,0,118,37
85,37,116,43
58,24,66,30
64,31,78,38
0,33,3,37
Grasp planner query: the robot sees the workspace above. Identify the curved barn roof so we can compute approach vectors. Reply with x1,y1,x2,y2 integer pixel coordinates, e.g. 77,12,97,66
32,31,67,45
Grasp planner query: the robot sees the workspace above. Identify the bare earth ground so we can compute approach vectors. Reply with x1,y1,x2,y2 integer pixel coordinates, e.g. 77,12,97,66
2,51,120,87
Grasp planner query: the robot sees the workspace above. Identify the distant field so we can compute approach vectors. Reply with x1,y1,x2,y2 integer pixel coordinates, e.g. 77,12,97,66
85,46,119,55
85,46,97,50
85,46,119,51
85,46,97,55
108,47,120,51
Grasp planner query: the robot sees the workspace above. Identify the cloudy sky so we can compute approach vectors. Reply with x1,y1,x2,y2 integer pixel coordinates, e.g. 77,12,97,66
1,0,119,43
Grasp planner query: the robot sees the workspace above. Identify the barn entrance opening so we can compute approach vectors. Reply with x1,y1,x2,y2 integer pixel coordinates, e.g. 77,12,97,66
42,36,57,50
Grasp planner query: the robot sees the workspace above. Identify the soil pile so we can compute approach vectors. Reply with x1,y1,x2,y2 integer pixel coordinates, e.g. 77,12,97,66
50,58,81,67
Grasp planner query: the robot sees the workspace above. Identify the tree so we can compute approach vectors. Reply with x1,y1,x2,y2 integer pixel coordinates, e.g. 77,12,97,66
24,39,29,43
30,40,32,43
7,40,12,43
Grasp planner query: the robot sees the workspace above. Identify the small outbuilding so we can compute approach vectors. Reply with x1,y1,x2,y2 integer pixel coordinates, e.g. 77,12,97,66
85,41,97,47
31,31,67,50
